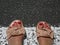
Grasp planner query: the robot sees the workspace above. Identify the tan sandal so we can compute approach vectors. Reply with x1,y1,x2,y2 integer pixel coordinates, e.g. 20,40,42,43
36,21,54,45
6,20,25,45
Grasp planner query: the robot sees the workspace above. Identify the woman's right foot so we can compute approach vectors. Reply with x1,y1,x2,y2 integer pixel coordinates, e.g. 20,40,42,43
36,21,54,45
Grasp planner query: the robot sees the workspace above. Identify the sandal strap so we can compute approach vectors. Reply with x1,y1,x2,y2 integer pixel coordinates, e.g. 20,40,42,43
37,30,54,39
6,28,25,40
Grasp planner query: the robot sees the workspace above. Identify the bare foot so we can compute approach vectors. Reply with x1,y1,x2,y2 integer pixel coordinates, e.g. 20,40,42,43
6,20,25,45
36,21,54,45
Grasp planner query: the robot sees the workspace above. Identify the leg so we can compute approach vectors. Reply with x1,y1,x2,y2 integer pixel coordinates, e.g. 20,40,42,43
8,35,24,45
38,37,53,45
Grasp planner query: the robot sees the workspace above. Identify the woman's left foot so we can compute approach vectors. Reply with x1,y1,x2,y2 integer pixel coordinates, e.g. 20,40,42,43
6,20,25,45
